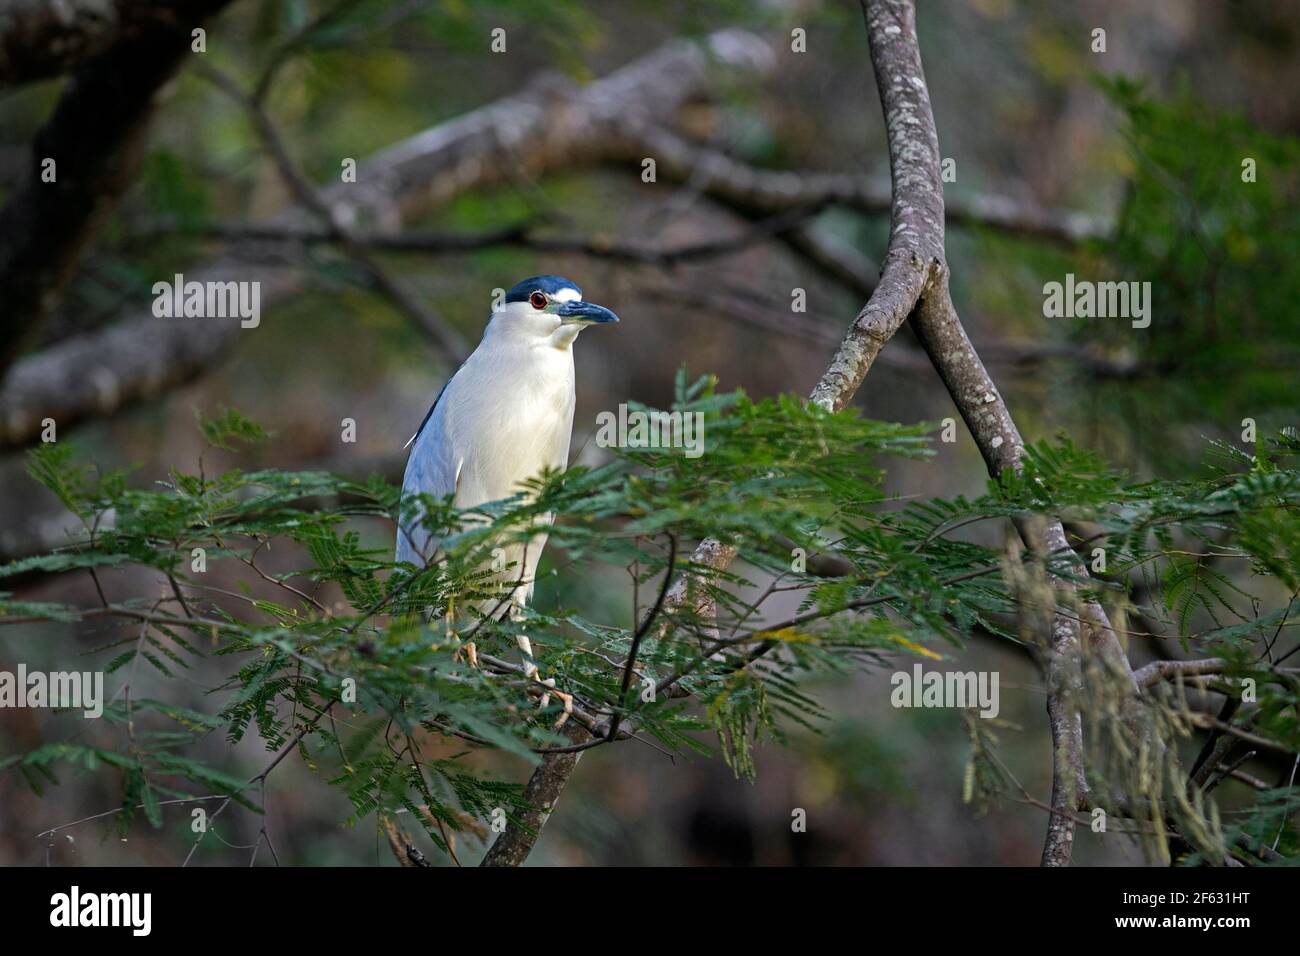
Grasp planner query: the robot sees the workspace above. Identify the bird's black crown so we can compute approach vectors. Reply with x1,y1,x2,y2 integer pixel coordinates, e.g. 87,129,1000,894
504,275,581,303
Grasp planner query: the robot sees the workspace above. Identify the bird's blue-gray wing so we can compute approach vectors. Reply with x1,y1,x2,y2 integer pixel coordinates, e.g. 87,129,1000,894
395,375,462,567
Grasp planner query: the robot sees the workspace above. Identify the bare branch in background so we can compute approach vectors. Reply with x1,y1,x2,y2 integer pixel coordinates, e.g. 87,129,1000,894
0,13,1110,449
0,29,776,448
608,122,1110,248
194,62,470,362
135,200,831,270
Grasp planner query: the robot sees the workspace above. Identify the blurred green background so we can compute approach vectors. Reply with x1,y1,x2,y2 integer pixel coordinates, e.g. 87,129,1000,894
1,0,1297,865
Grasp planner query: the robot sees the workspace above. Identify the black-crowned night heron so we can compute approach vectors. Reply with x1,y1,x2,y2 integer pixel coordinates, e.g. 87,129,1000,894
396,275,619,710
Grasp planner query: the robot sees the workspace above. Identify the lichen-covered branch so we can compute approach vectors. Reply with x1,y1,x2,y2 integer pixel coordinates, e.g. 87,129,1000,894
910,274,1142,864
1133,658,1225,690
481,0,950,865
809,0,947,412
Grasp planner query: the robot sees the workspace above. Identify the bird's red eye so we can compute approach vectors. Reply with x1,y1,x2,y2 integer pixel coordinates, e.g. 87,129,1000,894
529,291,548,310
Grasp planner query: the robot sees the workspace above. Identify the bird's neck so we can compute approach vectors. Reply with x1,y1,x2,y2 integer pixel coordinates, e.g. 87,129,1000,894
484,314,582,351
546,325,583,350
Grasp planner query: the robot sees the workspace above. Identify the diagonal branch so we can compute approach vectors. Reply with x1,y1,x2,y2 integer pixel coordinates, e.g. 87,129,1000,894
481,0,952,867
195,62,469,362
484,0,1135,870
810,0,947,413
607,535,677,744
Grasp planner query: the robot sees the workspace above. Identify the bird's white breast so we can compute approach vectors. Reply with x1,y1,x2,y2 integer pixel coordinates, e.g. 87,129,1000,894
397,309,585,576
437,335,576,508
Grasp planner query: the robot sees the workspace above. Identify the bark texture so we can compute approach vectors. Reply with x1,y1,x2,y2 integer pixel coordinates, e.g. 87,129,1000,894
479,722,591,867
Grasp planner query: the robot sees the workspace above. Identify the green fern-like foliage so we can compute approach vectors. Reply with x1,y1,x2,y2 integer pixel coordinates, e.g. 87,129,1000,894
3,379,1298,864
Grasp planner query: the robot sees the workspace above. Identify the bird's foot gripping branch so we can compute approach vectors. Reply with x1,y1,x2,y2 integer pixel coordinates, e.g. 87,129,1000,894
4,393,1300,866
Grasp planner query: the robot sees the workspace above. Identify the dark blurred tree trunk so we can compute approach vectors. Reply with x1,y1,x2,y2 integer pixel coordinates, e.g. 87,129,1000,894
0,0,233,376
0,0,219,87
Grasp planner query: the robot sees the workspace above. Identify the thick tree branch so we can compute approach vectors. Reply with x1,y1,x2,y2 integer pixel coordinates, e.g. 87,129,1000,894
0,0,233,376
810,0,946,412
911,277,1143,865
1134,658,1226,690
0,0,224,88
477,721,589,867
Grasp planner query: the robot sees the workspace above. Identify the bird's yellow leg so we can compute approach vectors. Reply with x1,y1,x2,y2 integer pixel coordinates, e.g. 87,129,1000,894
516,633,539,680
513,617,572,728
549,687,574,729
446,596,479,668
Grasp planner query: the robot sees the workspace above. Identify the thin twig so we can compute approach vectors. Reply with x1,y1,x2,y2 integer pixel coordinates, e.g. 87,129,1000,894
606,534,676,742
